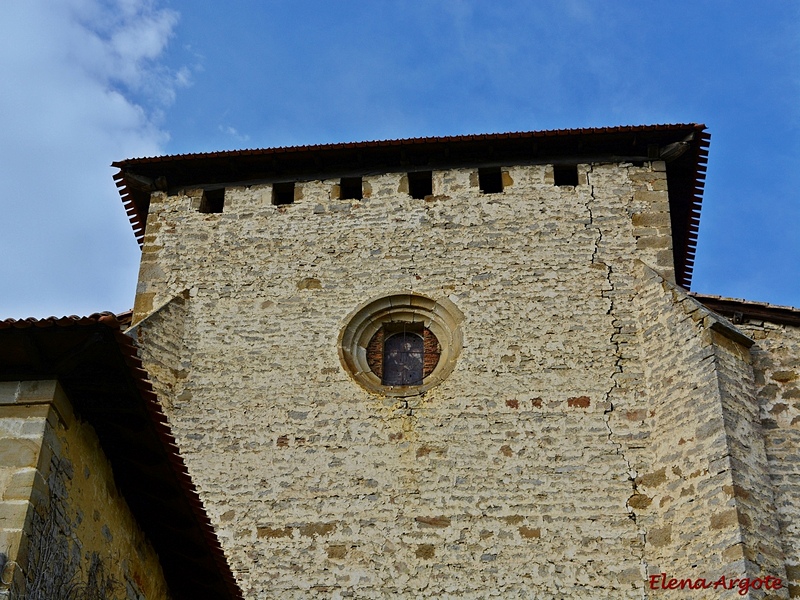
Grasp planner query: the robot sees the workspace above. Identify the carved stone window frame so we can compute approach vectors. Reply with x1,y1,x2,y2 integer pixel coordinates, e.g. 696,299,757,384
338,293,463,397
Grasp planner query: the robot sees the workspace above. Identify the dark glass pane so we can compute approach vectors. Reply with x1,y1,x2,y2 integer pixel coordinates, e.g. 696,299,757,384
383,332,424,386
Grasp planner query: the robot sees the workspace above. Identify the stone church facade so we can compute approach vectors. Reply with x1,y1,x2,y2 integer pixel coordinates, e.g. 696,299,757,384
110,124,799,599
112,124,800,598
5,124,797,599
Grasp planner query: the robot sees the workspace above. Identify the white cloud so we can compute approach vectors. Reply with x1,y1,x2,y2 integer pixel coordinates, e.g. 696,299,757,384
219,125,250,144
0,0,184,318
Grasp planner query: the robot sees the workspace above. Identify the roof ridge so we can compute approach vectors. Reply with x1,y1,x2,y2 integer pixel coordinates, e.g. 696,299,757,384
114,123,705,164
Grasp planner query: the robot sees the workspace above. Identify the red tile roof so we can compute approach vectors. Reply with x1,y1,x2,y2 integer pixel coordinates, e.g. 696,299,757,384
0,313,243,600
113,123,709,288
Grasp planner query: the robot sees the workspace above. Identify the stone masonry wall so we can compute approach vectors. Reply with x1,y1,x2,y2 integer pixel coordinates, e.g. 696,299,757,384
132,160,730,598
0,381,52,594
633,266,788,599
738,320,800,597
0,380,170,600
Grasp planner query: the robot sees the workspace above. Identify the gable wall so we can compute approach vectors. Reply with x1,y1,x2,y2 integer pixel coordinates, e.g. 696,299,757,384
132,160,721,598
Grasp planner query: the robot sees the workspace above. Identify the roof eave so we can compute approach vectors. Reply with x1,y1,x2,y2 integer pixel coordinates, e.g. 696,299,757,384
113,123,709,288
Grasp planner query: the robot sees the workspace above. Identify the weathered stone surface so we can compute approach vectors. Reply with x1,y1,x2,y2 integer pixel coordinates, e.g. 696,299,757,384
0,384,170,599
128,161,797,599
736,319,800,595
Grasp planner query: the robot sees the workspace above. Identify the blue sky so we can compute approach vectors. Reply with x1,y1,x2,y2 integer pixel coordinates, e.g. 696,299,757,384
1,0,798,318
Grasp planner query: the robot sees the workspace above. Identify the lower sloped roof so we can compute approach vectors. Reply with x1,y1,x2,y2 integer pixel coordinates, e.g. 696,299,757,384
0,313,243,600
691,293,800,326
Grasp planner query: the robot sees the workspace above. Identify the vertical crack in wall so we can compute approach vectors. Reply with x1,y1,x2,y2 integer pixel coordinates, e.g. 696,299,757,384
585,167,648,594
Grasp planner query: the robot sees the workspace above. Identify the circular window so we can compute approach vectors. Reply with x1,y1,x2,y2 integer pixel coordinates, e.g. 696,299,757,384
338,293,463,396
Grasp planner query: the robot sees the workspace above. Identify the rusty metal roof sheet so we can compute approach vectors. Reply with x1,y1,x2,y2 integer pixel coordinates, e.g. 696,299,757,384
0,313,243,600
113,123,709,288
